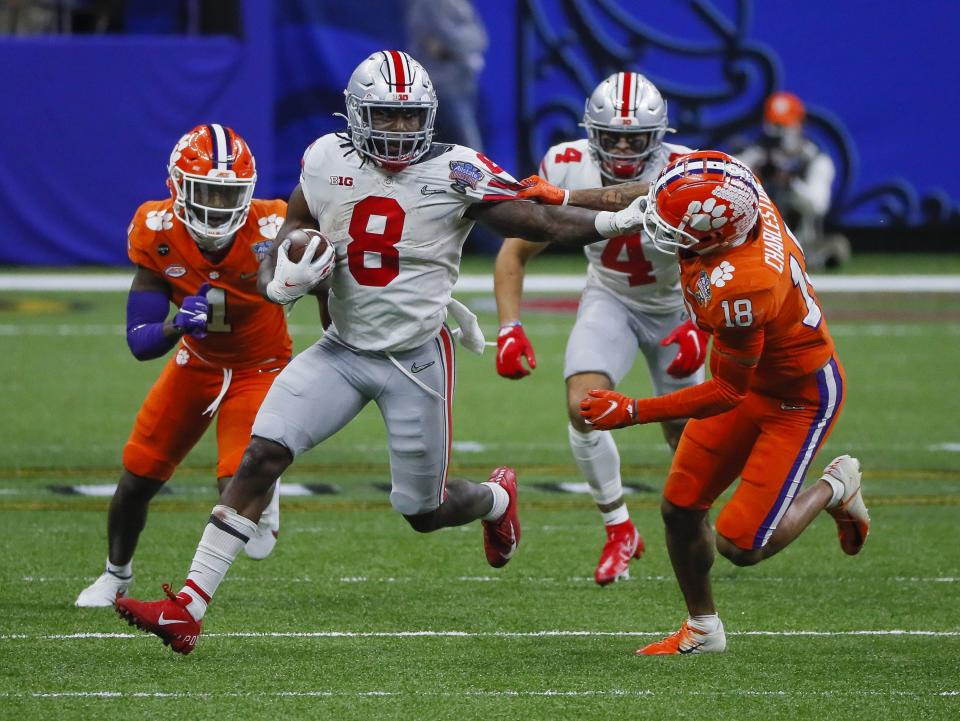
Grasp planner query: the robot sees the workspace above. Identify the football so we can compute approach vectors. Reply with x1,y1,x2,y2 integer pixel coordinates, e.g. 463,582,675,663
285,228,330,263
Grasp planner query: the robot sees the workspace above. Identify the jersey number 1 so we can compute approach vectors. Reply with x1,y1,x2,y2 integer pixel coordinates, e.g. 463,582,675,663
347,196,404,287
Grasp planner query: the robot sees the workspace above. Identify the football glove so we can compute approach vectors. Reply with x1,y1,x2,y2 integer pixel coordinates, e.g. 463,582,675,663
172,282,210,339
266,235,336,305
594,194,647,238
579,389,639,430
496,322,537,379
517,175,569,206
661,320,710,378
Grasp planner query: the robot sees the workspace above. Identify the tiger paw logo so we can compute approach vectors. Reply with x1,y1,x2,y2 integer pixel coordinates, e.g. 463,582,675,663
710,260,735,287
175,348,190,366
685,197,728,232
258,214,284,240
145,210,174,231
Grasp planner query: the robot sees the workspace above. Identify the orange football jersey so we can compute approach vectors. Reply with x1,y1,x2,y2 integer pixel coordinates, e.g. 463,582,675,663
680,187,835,396
127,198,291,368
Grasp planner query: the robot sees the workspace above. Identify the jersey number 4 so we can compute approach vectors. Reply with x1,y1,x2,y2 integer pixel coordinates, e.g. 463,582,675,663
600,234,656,286
347,196,403,287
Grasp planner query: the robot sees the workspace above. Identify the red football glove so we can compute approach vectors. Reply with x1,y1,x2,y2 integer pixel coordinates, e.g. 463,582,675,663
496,323,537,379
579,389,639,430
517,175,569,206
661,320,710,379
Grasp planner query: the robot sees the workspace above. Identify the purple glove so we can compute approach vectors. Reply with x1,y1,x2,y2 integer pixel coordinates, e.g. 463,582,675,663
173,283,211,339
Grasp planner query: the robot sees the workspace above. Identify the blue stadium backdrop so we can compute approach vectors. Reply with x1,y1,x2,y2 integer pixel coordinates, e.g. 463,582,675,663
0,0,956,265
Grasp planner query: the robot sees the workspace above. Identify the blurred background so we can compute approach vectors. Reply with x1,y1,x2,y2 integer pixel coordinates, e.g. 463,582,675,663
1,0,957,265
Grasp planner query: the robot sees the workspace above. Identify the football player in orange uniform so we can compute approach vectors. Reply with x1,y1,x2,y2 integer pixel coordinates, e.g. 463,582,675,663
76,124,300,607
578,151,870,654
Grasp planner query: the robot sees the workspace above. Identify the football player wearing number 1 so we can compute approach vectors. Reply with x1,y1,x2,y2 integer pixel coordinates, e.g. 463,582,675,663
116,51,651,654
75,125,299,608
495,73,708,586
579,151,870,654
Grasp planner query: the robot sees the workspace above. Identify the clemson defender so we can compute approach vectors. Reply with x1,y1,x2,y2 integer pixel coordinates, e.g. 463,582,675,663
579,151,870,654
76,124,302,607
495,72,708,586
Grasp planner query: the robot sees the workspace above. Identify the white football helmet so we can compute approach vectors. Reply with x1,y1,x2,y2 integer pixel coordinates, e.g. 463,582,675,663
344,50,437,171
582,72,669,182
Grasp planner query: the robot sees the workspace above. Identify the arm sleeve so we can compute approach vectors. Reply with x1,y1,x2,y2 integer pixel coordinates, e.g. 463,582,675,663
631,330,764,422
126,290,176,361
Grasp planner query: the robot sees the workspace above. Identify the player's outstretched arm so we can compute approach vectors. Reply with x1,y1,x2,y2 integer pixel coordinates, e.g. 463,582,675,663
256,184,322,302
519,175,649,211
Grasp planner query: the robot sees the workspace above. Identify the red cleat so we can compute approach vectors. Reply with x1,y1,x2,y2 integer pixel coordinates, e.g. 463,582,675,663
115,584,202,655
595,519,645,586
482,466,521,568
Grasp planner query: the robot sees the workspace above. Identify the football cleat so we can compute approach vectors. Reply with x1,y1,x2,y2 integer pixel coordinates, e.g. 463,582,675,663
75,570,131,608
823,454,870,555
115,584,202,655
636,618,727,656
482,466,521,568
595,519,645,586
245,479,281,560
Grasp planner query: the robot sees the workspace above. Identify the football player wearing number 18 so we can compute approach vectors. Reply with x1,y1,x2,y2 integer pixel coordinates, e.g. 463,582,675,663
495,73,708,586
115,50,650,654
578,151,870,655
75,125,296,608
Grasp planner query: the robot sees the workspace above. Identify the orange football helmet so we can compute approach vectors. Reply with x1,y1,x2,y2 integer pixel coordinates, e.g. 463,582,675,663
167,124,257,251
643,150,760,255
764,91,806,128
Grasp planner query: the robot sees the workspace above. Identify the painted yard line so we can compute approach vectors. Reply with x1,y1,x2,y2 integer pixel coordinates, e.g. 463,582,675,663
3,689,958,699
3,629,959,641
2,273,960,293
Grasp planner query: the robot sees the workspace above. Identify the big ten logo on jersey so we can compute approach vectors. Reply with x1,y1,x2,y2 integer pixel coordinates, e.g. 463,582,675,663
329,175,354,187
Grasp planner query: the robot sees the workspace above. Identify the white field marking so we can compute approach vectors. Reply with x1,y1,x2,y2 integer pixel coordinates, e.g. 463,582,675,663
22,575,960,584
452,441,486,453
3,273,960,293
3,629,960,642
4,689,958,700
930,443,960,452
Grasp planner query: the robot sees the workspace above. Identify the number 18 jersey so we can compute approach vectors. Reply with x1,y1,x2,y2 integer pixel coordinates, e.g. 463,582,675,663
539,139,692,314
300,134,520,352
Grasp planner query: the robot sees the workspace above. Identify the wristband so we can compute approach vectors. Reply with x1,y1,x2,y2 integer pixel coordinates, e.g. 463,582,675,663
560,189,570,206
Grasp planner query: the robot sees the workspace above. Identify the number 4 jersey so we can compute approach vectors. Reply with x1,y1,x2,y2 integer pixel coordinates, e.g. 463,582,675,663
126,198,292,368
539,138,693,314
680,186,836,397
300,134,521,352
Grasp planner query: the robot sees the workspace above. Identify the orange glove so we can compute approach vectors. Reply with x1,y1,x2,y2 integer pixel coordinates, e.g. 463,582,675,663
579,389,640,430
517,175,569,205
661,320,710,378
496,322,537,379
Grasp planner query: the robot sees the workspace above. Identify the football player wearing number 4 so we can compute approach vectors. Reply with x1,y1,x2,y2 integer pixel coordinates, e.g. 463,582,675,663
115,51,651,654
75,125,304,608
576,151,870,655
496,73,708,586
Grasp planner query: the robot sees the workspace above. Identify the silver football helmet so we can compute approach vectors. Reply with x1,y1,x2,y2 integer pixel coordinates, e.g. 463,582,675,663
344,50,437,171
582,72,669,182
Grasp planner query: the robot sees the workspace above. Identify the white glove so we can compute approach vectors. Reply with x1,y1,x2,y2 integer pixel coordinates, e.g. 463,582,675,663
265,236,336,305
594,194,648,238
446,298,486,355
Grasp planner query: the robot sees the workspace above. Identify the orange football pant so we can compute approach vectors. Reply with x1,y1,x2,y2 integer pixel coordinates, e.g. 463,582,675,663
664,357,846,550
122,352,284,482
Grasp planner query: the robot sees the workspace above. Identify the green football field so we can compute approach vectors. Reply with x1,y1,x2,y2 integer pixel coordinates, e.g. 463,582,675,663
1,254,959,720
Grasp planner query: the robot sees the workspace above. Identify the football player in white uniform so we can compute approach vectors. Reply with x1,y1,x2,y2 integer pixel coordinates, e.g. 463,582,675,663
115,51,652,654
495,73,709,586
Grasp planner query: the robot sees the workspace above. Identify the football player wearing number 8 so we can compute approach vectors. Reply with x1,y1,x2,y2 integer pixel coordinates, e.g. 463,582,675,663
75,124,299,608
577,151,870,655
115,51,652,654
495,73,708,587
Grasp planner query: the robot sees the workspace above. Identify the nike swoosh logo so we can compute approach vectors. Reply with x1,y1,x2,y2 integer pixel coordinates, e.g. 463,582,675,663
497,337,516,364
420,185,446,196
283,281,302,288
240,271,257,279
592,400,620,423
501,524,517,560
157,613,188,626
686,329,701,356
410,361,435,374
678,642,704,654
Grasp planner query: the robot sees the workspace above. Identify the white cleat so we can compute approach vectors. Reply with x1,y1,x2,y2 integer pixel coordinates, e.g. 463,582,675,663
822,455,870,555
75,570,131,608
245,479,280,560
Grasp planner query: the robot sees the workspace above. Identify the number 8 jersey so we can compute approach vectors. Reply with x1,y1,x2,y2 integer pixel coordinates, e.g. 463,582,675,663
300,134,520,352
539,138,693,314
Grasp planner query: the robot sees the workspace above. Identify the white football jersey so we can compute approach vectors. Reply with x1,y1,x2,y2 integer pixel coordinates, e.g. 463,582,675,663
300,134,519,351
539,138,693,314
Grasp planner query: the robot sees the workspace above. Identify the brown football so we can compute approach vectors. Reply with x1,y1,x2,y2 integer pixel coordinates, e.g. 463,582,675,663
286,229,330,263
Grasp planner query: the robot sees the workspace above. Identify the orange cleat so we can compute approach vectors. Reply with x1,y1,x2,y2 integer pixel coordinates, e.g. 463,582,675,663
636,618,726,656
822,455,870,555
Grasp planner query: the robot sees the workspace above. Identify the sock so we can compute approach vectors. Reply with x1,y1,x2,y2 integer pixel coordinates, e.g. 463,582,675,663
568,423,627,512
601,506,630,526
822,475,845,508
179,505,257,620
481,482,510,521
689,613,721,633
105,559,132,580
